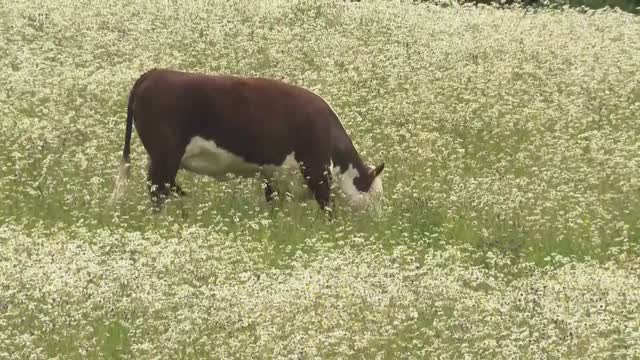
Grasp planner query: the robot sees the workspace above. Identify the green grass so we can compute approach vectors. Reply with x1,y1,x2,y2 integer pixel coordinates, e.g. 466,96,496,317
0,0,639,358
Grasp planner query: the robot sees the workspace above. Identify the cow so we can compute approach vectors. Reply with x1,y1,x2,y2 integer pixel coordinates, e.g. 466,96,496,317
111,68,385,214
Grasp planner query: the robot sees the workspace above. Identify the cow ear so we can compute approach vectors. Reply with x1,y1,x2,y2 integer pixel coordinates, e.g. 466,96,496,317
370,162,385,178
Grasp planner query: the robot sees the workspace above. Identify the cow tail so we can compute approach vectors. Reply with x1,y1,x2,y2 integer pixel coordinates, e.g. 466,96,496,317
112,77,140,201
122,86,135,163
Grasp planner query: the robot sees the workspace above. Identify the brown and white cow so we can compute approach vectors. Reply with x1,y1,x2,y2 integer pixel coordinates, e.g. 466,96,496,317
112,68,384,212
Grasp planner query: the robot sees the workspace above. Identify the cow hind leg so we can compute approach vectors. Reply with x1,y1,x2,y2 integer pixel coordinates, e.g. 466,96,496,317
147,156,181,212
174,183,187,197
263,180,277,202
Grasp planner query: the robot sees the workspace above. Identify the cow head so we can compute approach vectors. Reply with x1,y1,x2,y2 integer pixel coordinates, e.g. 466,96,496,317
335,162,385,211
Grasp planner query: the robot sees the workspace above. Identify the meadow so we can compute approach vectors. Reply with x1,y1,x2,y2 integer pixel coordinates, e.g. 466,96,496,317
1,0,639,358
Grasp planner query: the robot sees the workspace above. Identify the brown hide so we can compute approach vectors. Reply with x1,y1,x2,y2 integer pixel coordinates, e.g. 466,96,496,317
118,68,383,210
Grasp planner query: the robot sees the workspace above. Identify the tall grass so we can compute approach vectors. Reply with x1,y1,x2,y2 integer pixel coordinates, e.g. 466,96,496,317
0,0,639,357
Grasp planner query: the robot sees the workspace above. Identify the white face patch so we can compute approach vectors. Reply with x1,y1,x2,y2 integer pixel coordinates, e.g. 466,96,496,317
331,163,384,211
367,167,384,212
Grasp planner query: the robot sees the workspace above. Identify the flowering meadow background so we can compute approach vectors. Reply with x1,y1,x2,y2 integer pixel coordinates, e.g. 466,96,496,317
0,0,639,358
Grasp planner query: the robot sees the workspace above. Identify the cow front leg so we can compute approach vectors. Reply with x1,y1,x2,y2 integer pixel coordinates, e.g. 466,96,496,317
301,165,333,215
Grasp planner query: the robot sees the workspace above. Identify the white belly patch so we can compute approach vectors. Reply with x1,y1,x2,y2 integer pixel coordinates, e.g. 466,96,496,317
180,136,308,196
180,136,260,178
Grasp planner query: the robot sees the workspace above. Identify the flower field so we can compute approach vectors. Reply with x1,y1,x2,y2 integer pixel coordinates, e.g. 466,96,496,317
0,0,639,358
